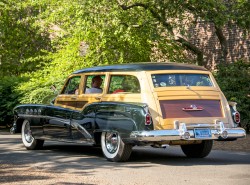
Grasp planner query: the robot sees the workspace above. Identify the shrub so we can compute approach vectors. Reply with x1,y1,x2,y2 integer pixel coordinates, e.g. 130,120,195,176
214,60,250,132
0,76,26,128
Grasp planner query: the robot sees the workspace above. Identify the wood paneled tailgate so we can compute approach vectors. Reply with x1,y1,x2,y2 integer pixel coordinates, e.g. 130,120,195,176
160,100,222,119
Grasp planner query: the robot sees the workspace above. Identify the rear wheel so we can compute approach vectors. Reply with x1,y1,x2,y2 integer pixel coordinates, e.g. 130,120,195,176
21,120,44,150
101,131,132,162
181,140,213,158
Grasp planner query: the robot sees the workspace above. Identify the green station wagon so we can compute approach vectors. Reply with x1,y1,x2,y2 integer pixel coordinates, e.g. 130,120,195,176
12,63,246,162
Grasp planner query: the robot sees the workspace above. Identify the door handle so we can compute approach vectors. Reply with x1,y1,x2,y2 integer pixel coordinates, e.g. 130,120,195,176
71,96,77,99
95,96,102,100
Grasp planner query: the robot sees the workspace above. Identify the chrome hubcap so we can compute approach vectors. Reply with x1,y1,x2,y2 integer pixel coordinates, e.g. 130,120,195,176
24,122,33,143
105,132,119,154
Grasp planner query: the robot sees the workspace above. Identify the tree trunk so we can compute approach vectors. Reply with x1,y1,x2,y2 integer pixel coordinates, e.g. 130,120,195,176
214,25,228,64
176,37,204,66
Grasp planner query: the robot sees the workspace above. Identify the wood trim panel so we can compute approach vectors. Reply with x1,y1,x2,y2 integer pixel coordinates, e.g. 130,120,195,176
160,100,222,119
76,101,88,109
56,101,76,107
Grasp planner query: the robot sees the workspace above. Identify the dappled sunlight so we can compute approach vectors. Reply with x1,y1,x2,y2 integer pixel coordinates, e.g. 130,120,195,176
1,134,250,185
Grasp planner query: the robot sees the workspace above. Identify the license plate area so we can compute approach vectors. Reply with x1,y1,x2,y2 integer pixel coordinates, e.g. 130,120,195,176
194,128,212,138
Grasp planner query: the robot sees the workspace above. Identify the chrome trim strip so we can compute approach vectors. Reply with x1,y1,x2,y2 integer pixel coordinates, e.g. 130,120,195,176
39,136,95,145
71,121,93,139
18,114,60,120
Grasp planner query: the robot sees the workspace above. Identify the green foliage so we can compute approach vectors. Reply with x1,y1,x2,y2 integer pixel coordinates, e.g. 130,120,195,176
0,76,26,126
16,0,159,103
0,0,52,76
232,0,250,31
214,60,250,131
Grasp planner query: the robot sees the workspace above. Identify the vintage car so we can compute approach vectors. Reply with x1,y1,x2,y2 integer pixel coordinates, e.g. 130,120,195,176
12,62,246,162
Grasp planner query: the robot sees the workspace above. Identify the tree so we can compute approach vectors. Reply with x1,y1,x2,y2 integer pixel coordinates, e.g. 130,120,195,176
0,0,52,76
115,0,250,66
16,0,159,103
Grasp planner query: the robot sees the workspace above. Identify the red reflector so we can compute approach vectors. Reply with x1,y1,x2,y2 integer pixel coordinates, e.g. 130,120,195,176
234,112,240,124
145,114,151,125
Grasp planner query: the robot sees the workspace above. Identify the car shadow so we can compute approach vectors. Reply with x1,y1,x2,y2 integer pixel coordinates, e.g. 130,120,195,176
41,142,250,166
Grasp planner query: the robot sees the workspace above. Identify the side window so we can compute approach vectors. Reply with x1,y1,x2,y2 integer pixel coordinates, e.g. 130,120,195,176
84,75,105,94
61,76,81,94
108,75,141,94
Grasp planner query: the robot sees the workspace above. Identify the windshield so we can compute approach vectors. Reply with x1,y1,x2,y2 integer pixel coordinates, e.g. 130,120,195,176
151,74,213,87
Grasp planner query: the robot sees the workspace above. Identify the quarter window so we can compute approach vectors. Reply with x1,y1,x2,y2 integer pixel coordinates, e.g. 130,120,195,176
108,75,140,94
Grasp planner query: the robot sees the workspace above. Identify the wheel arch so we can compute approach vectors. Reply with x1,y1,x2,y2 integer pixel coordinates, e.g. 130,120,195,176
94,131,102,145
96,128,132,143
15,118,25,133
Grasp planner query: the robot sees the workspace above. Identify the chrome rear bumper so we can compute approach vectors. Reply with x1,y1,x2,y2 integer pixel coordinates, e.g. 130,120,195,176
130,122,246,142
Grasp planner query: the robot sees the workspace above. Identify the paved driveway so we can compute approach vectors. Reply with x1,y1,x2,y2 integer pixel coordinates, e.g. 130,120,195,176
0,133,250,185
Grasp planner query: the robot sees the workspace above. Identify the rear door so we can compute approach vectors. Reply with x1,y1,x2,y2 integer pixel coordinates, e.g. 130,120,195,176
75,74,106,110
101,73,142,103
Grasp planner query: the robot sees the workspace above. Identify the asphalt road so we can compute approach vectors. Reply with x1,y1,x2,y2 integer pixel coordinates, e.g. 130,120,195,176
0,133,250,185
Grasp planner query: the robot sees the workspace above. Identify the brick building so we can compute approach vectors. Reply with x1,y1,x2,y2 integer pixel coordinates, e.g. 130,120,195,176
188,22,250,69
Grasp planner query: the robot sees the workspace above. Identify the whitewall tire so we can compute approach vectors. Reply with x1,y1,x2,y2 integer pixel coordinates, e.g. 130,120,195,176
101,131,132,162
21,120,44,150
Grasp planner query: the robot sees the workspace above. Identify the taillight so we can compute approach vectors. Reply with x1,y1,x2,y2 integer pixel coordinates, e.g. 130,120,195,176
233,112,240,124
145,113,151,125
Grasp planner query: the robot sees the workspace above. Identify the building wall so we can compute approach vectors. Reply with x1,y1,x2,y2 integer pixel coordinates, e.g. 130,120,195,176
188,22,250,69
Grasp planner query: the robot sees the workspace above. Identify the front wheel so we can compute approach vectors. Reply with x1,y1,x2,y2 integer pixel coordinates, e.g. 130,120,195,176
21,120,44,150
101,132,132,162
181,140,213,158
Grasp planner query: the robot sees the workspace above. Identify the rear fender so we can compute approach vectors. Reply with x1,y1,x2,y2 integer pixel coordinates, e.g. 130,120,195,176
228,101,240,127
94,102,153,140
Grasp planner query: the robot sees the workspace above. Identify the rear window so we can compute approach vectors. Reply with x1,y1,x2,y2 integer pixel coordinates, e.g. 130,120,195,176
151,74,213,87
